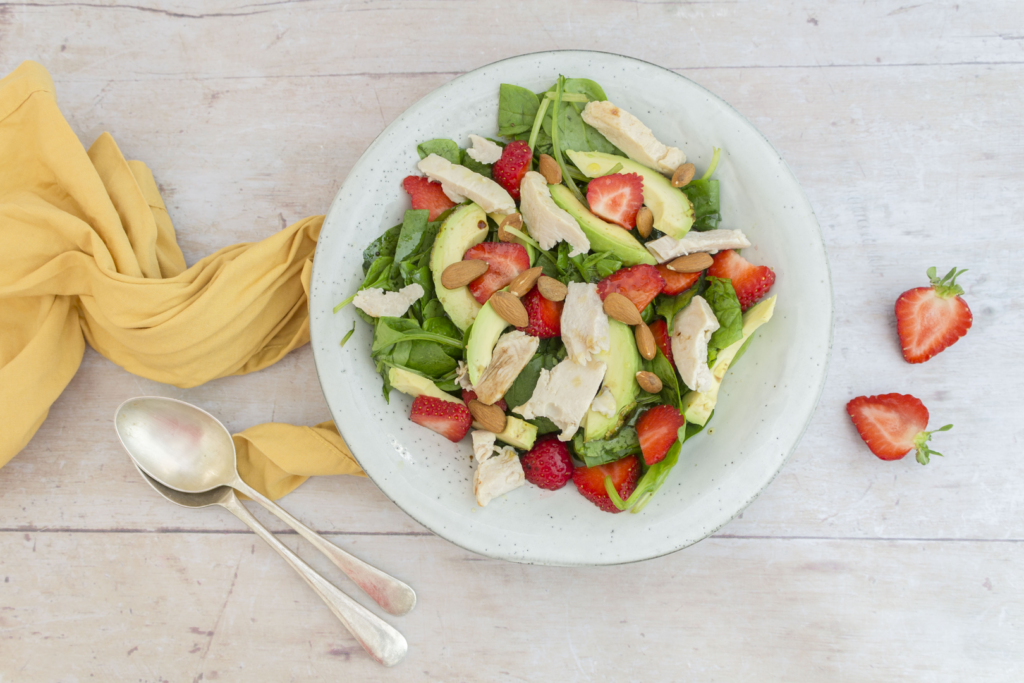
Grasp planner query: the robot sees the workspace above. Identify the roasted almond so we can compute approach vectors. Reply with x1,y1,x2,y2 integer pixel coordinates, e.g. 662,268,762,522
635,371,663,394
667,252,713,273
635,321,657,361
671,162,696,188
536,276,567,302
603,292,643,326
538,154,562,185
469,400,507,433
508,266,543,298
636,206,653,238
441,259,489,289
497,213,524,243
489,290,529,327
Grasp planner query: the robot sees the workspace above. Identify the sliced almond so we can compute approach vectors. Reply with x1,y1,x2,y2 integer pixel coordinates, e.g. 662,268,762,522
489,291,529,328
441,259,489,289
635,321,656,361
636,206,653,238
497,213,524,243
603,292,643,326
469,400,507,433
536,276,567,302
635,371,663,394
538,154,562,185
671,162,696,188
508,266,543,298
667,252,713,273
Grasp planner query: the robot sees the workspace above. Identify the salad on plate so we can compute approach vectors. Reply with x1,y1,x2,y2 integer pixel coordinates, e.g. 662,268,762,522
335,75,777,514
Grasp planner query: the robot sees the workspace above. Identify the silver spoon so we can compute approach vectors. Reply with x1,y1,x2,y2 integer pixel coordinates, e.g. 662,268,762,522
130,463,407,666
113,396,416,616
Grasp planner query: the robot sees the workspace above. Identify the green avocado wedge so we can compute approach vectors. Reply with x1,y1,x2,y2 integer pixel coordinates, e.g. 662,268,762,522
464,296,510,386
584,319,643,441
566,150,694,239
682,296,777,426
430,203,489,330
549,184,657,266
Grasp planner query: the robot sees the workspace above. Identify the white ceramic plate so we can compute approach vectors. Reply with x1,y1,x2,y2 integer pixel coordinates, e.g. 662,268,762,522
310,51,832,566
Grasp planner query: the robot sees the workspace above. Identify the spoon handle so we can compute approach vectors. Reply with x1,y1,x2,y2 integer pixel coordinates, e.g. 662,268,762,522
234,479,417,617
218,493,407,667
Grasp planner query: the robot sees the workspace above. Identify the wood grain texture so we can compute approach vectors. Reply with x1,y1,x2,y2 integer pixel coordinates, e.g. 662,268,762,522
1,0,1022,679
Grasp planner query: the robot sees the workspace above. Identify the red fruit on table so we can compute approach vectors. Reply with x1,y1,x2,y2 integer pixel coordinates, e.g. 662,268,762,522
846,393,952,465
491,140,533,201
707,249,775,311
635,405,686,466
656,265,701,296
517,286,563,338
521,435,574,490
401,175,456,221
895,267,972,364
463,242,531,304
572,456,641,513
596,264,666,312
409,395,472,443
585,172,644,229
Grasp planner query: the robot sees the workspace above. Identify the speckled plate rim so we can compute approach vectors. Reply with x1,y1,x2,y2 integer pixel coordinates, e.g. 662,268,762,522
309,50,834,566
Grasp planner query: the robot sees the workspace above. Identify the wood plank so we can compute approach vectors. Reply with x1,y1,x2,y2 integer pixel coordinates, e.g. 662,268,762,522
1,532,1021,681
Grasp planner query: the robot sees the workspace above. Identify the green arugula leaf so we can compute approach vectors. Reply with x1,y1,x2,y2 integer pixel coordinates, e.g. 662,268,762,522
498,84,540,137
416,139,461,164
704,277,743,353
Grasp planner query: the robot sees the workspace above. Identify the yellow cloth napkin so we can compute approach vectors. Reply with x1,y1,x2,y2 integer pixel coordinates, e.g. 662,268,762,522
0,61,363,498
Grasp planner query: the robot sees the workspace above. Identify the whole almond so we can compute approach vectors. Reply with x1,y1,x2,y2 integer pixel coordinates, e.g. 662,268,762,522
671,162,696,188
636,206,653,238
497,213,523,243
490,291,529,327
635,321,657,361
667,252,714,273
441,259,489,289
538,154,562,185
536,276,567,302
635,371,663,394
469,400,507,433
508,266,543,298
603,292,643,326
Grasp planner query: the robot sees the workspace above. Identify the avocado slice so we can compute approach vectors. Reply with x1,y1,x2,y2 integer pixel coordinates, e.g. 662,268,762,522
584,320,643,441
566,150,695,239
463,297,510,386
549,185,657,267
483,415,538,451
682,296,777,426
430,203,489,330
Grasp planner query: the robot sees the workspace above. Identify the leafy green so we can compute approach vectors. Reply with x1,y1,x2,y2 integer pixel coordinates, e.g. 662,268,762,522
704,277,743,353
371,317,464,355
392,210,434,264
417,138,461,164
573,427,641,468
334,254,394,315
649,349,682,411
550,76,584,202
682,148,722,232
505,351,560,412
730,332,756,366
460,148,493,178
361,224,401,273
339,322,356,348
370,317,463,400
654,282,700,327
498,84,540,137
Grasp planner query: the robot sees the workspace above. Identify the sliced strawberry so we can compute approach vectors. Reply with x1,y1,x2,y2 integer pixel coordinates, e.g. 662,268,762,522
656,265,701,296
846,393,952,465
462,389,507,412
635,405,686,466
596,264,666,313
492,140,532,201
463,242,530,304
571,455,641,513
585,172,644,229
401,175,456,221
409,395,472,443
521,435,574,491
649,319,673,366
517,285,563,338
895,267,972,364
707,249,775,311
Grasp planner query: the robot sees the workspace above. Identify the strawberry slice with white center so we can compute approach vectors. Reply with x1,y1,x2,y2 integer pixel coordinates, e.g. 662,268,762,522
635,405,686,466
846,393,952,465
401,175,456,221
895,267,972,364
585,172,644,229
409,395,472,443
463,242,531,304
596,264,666,312
707,249,775,311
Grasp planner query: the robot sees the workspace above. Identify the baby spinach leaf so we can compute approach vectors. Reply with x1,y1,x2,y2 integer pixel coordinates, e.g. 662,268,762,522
530,417,562,436
651,350,682,411
704,277,743,352
422,298,446,320
654,283,700,327
498,84,540,137
562,78,607,102
362,224,402,273
405,341,458,376
423,316,462,358
460,148,493,178
575,427,641,468
417,139,461,164
334,254,395,315
683,179,720,232
504,355,544,410
371,317,464,355
393,209,433,264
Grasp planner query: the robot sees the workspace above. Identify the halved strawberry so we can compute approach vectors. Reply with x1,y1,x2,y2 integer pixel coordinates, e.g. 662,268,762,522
846,393,952,465
462,389,507,412
596,264,666,312
895,267,972,364
571,456,641,513
463,242,530,304
409,395,472,442
707,249,775,311
492,140,532,201
517,285,563,338
649,319,673,366
401,175,456,221
656,265,701,296
585,172,644,229
635,405,686,466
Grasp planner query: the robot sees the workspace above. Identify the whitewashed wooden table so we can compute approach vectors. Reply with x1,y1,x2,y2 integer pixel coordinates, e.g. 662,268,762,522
2,2,1022,681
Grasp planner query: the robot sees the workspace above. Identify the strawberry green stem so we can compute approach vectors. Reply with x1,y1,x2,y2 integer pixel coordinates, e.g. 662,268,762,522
927,267,968,298
913,424,953,465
